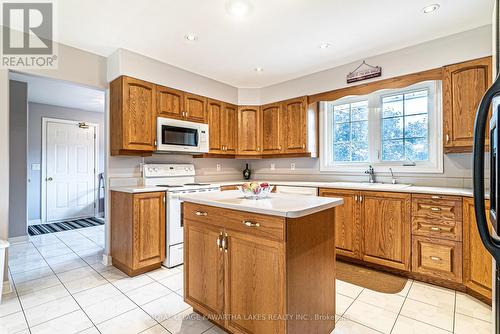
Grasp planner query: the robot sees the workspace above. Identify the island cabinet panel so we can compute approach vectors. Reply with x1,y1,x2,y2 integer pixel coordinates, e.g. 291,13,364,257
463,198,493,303
184,220,225,323
183,202,337,334
110,76,156,156
443,56,492,153
156,85,184,119
361,191,411,271
184,92,207,123
261,103,283,155
225,231,286,334
319,189,361,259
110,191,165,276
237,106,262,155
281,96,308,153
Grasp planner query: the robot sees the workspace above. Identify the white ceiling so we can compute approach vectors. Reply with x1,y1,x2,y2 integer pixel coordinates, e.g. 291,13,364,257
57,0,494,88
9,72,105,113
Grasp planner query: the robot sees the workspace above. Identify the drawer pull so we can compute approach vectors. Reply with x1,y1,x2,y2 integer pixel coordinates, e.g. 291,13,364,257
430,256,441,261
431,195,441,199
243,221,261,227
430,227,441,231
430,207,441,211
195,211,208,216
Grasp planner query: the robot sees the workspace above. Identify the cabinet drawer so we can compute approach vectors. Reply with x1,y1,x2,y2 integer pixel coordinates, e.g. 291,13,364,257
412,194,462,221
412,218,462,241
411,236,463,283
183,202,285,241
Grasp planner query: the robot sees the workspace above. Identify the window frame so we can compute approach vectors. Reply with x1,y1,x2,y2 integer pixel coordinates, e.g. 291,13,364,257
319,80,443,174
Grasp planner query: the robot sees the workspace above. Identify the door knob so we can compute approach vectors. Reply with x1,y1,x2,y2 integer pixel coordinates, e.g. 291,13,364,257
47,177,53,181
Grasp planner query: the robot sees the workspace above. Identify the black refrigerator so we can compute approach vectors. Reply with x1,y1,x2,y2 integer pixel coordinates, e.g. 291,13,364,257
474,1,500,332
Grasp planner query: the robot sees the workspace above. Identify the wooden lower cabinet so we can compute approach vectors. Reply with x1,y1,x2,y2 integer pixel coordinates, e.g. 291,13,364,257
319,189,361,259
110,191,165,276
463,198,493,302
183,202,336,334
412,236,463,283
361,192,411,271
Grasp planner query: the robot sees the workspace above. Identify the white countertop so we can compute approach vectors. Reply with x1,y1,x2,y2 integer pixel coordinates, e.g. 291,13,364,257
110,180,482,198
180,190,344,218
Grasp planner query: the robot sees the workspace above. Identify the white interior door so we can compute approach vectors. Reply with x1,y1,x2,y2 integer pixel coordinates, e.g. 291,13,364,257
45,120,96,222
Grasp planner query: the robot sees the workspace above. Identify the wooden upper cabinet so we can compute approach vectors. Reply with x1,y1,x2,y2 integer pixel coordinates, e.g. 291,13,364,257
110,76,156,156
361,191,411,271
184,93,207,123
319,189,361,259
463,198,493,303
281,96,308,153
261,103,283,154
207,99,223,153
237,106,262,155
156,85,184,119
221,103,238,154
443,56,492,153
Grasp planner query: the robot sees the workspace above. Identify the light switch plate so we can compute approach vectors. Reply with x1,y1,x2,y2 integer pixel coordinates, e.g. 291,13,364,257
290,163,296,171
270,163,276,171
32,163,40,171
216,163,221,172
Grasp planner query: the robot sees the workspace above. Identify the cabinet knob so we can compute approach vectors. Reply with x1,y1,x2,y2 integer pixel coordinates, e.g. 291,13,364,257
46,177,53,181
195,211,208,216
243,221,260,227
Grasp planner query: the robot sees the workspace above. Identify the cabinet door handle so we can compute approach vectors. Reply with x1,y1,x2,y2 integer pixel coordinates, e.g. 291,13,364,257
302,144,306,149
217,233,223,251
446,134,450,143
430,207,441,211
354,195,358,202
430,226,441,231
223,233,228,252
243,221,260,227
430,256,441,261
195,211,208,216
359,195,363,203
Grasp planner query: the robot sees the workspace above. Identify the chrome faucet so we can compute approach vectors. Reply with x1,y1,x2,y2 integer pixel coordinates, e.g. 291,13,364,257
364,165,375,183
389,168,398,184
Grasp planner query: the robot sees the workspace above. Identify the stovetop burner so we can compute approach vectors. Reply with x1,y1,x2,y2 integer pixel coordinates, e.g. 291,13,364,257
184,183,210,186
156,185,183,188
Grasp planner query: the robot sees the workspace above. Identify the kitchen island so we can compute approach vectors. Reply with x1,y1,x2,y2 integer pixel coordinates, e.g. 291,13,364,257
180,191,343,334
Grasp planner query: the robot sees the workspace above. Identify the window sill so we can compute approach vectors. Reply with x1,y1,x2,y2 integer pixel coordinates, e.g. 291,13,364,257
320,163,444,174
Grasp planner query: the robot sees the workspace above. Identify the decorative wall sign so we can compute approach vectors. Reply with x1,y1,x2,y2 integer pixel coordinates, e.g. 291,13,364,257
347,61,382,84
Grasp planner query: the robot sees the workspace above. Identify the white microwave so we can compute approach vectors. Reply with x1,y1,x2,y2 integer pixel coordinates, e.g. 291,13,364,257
156,117,209,153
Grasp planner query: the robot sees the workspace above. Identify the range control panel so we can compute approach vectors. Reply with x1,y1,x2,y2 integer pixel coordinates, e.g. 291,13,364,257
142,164,195,178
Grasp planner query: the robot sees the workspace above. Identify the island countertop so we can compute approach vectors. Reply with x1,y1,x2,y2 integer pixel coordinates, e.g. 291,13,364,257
179,190,343,218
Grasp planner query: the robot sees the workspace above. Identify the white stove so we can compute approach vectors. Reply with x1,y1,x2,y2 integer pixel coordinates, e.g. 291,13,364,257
142,164,220,267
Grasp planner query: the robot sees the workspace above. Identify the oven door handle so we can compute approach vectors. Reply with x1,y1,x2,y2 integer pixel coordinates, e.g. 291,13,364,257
473,76,500,261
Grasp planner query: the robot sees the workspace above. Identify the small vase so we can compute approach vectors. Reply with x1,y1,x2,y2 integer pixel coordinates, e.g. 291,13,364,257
243,163,251,180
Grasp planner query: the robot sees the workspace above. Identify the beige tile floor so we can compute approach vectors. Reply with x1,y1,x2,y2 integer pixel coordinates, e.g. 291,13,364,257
0,225,493,334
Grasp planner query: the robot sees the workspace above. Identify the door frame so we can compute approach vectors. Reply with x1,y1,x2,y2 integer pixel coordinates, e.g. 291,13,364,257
41,117,100,223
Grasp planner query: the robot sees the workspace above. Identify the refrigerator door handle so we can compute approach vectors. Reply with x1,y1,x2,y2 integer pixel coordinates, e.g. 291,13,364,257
473,77,500,261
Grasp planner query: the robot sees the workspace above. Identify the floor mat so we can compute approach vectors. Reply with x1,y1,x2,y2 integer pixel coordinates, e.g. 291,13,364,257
28,217,104,236
336,260,408,294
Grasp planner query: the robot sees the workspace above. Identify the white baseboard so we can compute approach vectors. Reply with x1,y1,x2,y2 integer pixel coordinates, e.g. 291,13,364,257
8,235,30,245
102,254,112,266
28,219,41,226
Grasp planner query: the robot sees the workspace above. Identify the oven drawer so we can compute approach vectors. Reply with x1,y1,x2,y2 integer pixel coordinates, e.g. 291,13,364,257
412,194,463,221
411,236,463,283
412,218,462,241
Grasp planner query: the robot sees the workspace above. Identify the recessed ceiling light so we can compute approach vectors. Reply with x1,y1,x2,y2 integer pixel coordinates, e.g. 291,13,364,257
319,43,331,49
423,4,440,13
184,34,197,41
254,67,264,72
226,0,253,18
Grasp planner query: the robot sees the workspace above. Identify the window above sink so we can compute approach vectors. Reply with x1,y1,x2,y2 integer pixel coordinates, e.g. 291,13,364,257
320,80,443,174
